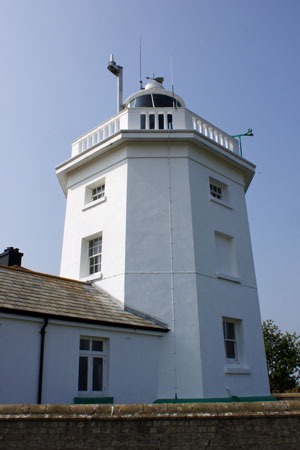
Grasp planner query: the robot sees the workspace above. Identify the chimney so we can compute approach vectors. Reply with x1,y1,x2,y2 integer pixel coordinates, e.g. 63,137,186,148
0,247,23,267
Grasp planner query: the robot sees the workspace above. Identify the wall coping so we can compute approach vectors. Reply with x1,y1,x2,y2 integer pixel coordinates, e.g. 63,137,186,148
1,400,300,421
273,393,300,400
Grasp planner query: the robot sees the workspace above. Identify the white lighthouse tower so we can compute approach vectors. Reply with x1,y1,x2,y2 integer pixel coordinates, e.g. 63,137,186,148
56,61,270,401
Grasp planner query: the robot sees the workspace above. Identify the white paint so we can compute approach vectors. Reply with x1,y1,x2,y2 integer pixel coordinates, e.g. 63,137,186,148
55,86,270,401
0,315,162,404
67,86,238,162
0,316,40,403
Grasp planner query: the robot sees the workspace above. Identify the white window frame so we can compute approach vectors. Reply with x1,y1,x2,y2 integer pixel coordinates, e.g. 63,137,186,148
78,337,108,396
223,319,238,362
209,177,231,209
210,181,223,200
88,237,102,275
82,178,106,211
80,233,103,281
91,183,105,202
222,318,250,374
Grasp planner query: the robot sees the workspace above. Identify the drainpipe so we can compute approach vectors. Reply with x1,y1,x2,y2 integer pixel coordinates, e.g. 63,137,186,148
38,318,48,404
226,386,240,402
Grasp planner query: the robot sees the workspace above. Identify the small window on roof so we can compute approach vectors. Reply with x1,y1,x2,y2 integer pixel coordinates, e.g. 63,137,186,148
135,95,153,107
140,114,146,129
167,114,173,129
152,94,181,108
129,93,182,108
149,114,155,129
158,114,164,129
129,99,136,108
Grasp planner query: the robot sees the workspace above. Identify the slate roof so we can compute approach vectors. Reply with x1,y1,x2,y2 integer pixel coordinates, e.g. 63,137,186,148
0,265,167,332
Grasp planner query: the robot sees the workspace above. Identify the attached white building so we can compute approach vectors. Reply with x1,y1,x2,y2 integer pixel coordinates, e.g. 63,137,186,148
54,77,270,402
0,259,167,405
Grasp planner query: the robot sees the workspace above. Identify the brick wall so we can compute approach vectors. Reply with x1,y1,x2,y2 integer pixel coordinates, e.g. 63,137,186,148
1,400,300,450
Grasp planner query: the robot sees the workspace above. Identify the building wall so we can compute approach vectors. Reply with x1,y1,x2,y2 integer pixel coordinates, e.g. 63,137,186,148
0,314,162,405
124,142,203,399
1,401,300,450
187,151,270,397
60,147,128,301
59,134,269,400
0,317,40,404
122,141,269,399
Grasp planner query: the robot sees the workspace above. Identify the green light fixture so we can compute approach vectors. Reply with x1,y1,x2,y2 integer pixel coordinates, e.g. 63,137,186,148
231,129,254,157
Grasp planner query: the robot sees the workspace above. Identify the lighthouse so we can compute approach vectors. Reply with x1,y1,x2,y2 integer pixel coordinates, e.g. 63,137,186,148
56,61,270,401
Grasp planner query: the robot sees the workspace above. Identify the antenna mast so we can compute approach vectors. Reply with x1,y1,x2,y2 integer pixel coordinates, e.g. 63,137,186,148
139,36,143,90
170,56,176,108
107,54,123,112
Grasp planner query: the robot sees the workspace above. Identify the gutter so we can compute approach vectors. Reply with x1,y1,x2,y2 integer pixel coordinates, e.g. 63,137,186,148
38,318,48,404
0,307,168,333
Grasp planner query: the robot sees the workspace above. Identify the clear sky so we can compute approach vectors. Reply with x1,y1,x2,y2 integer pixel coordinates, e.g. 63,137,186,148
0,0,299,334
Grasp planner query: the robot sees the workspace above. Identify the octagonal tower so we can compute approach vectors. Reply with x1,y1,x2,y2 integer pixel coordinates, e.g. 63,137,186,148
56,76,270,401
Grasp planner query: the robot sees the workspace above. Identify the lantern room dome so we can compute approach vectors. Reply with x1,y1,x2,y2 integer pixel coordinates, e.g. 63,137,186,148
124,82,185,109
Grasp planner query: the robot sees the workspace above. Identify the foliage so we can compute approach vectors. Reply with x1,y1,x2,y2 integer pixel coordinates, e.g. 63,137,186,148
262,320,300,392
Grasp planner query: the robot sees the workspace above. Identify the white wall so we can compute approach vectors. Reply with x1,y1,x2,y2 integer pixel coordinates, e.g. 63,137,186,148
0,316,41,404
122,141,269,398
188,154,269,397
59,126,269,401
60,147,128,302
0,314,162,404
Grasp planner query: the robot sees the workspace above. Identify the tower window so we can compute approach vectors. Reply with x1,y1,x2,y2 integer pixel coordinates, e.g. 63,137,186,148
135,95,153,107
223,320,238,360
140,114,146,129
152,94,181,108
210,183,223,200
128,93,182,108
78,337,107,394
88,237,102,275
209,177,230,207
158,114,164,129
83,178,106,210
149,114,155,129
167,114,173,129
92,184,105,202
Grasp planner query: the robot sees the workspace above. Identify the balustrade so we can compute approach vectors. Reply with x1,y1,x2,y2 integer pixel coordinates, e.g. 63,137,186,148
72,108,239,157
191,114,239,155
76,118,120,154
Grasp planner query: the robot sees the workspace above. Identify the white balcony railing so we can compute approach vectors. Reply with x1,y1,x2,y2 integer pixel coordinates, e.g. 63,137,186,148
71,113,125,157
72,108,239,157
189,112,239,155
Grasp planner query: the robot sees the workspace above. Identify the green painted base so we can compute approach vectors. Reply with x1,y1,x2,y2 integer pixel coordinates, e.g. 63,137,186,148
74,397,114,404
153,396,276,404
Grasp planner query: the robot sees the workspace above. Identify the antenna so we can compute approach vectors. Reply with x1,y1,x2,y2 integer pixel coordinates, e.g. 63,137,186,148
139,36,143,90
107,54,123,112
170,56,176,109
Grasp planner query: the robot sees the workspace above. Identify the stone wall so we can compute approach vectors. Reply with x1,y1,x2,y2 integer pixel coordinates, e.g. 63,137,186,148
1,400,300,450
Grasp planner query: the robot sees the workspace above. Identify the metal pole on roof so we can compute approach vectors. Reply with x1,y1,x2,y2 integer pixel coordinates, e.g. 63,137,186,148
231,129,254,157
107,54,123,112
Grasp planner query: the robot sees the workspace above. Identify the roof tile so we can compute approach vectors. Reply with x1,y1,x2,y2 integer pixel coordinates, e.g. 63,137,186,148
0,266,167,332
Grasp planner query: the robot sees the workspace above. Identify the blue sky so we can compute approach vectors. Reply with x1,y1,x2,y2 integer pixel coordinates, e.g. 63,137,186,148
1,0,299,333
